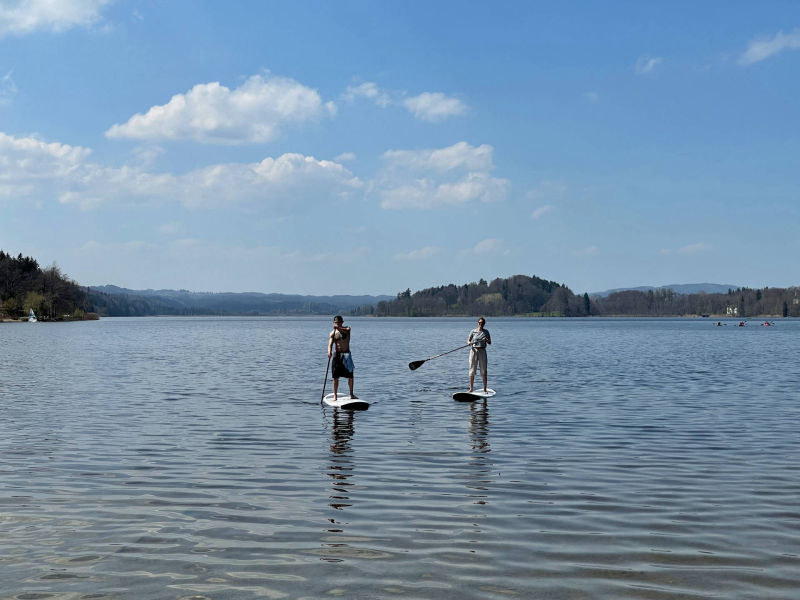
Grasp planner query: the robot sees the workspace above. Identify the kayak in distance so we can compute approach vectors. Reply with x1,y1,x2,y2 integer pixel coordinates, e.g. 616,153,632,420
452,388,496,402
323,393,370,411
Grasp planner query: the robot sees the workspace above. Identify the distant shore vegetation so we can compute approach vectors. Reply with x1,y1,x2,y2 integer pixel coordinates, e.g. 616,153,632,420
0,251,97,321
374,274,800,319
3,250,798,319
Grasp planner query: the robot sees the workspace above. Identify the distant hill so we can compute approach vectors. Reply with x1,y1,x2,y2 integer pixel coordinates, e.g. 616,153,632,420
87,285,392,317
591,283,738,298
375,274,586,317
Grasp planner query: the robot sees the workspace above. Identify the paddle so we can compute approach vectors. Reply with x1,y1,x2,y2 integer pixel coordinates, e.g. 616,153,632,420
408,343,471,371
321,352,332,403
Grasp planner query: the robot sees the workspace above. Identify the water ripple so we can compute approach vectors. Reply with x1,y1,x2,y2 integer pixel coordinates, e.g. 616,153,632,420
1,317,799,598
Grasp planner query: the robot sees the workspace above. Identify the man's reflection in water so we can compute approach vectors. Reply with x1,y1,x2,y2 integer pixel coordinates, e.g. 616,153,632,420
467,400,492,505
327,408,356,517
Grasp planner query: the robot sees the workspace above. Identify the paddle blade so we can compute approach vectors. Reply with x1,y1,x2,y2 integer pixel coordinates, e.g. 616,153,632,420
408,360,425,371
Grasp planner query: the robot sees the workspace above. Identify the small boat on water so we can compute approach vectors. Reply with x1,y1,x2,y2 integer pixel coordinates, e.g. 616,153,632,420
28,308,37,323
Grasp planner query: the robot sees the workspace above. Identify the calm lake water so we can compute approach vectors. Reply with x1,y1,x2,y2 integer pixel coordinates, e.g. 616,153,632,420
1,316,799,599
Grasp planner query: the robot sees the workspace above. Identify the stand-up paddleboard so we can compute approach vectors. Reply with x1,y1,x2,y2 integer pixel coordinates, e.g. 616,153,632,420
323,393,370,410
453,388,496,402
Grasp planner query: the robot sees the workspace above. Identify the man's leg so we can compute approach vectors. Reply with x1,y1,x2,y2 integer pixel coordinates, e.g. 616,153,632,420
333,377,339,400
348,376,357,399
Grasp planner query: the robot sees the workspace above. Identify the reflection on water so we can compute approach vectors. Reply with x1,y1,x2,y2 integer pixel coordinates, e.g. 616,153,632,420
1,316,800,599
466,401,492,506
327,408,356,512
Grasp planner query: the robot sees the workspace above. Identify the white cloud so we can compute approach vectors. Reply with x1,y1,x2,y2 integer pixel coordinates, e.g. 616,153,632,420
531,204,554,220
739,29,800,65
105,74,336,144
335,152,356,162
0,131,362,211
0,0,110,36
634,55,663,75
403,92,467,122
343,82,391,108
0,132,92,200
471,238,503,255
343,83,468,122
395,246,440,261
0,71,18,106
383,141,494,173
584,91,599,102
377,142,508,210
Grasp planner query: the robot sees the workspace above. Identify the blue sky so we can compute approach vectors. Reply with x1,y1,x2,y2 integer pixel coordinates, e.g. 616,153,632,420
1,1,798,295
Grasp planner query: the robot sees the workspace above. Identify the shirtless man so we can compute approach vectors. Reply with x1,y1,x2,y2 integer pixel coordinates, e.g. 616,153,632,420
327,315,357,400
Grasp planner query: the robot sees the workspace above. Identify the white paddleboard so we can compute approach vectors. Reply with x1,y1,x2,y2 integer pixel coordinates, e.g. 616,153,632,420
452,388,496,402
323,393,370,410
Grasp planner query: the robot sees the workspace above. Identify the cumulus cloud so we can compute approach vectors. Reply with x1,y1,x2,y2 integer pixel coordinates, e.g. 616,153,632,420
343,83,468,122
395,246,440,261
105,74,336,144
0,0,110,36
377,142,508,210
739,29,800,65
343,82,391,108
403,92,467,122
634,55,663,75
0,131,361,211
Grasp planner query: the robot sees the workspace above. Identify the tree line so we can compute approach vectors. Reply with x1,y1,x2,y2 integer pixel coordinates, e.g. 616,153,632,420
0,251,96,320
593,286,800,318
374,275,591,317
3,250,797,320
373,274,800,318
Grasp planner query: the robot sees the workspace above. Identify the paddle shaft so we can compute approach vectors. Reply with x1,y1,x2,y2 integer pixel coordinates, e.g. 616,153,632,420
409,343,471,370
321,353,332,403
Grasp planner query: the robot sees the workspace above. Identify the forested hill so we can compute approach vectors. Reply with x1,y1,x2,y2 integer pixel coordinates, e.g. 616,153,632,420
0,251,95,320
376,275,590,317
376,274,800,318
87,285,392,316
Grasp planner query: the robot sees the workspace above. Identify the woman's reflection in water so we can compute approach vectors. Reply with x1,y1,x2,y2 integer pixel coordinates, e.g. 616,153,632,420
467,400,492,505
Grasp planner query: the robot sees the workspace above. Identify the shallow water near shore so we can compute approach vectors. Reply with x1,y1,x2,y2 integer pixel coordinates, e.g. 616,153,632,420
1,316,799,599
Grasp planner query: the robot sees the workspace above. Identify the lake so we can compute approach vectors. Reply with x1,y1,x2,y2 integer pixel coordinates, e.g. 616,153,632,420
1,316,799,599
